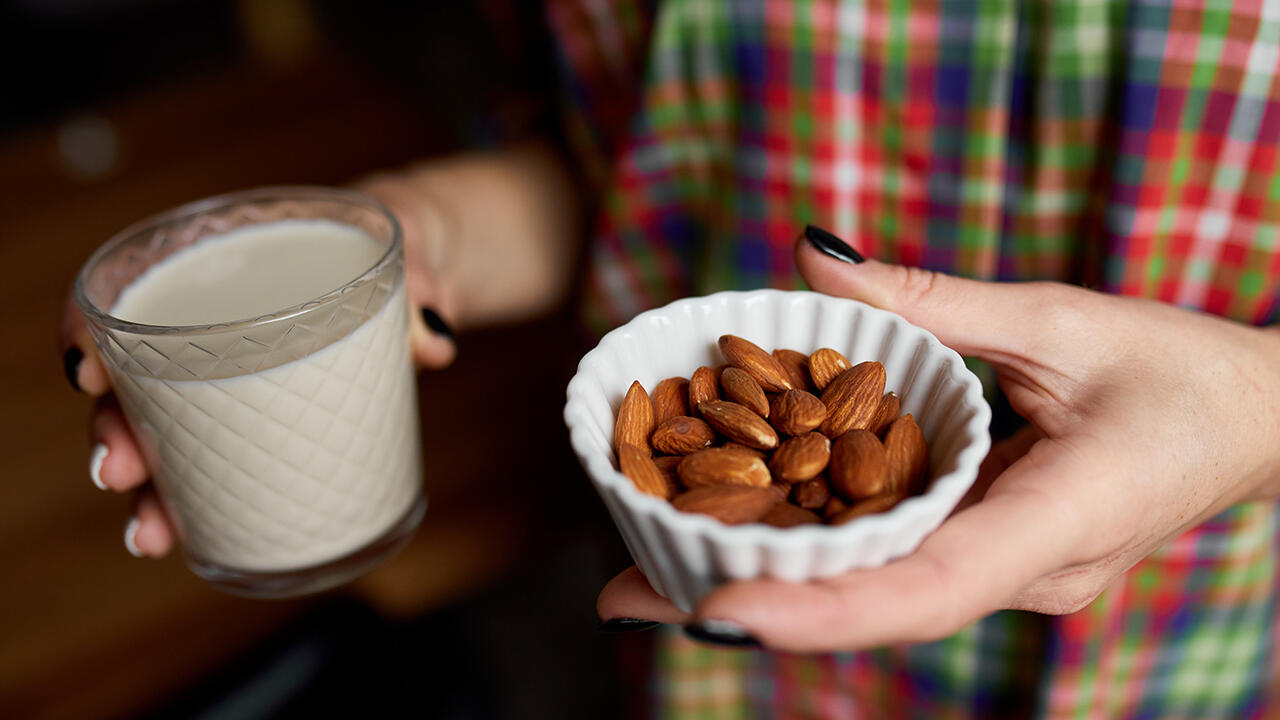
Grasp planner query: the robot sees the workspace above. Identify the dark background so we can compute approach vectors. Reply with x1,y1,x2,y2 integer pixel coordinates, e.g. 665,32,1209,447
0,2,649,717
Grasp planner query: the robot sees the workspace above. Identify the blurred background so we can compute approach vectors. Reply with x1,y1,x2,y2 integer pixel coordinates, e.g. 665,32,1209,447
0,1,646,717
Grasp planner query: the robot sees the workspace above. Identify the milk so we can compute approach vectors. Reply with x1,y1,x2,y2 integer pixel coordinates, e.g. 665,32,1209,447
107,220,422,572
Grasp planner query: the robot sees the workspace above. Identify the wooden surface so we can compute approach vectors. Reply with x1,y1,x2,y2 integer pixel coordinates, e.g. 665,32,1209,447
0,54,592,719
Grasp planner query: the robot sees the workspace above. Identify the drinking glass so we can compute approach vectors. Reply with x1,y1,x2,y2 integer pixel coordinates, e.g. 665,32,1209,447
75,187,426,597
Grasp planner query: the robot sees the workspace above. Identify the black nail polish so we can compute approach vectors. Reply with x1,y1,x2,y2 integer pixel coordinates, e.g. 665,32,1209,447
420,307,455,341
598,617,661,633
683,620,762,649
804,224,865,264
63,347,84,392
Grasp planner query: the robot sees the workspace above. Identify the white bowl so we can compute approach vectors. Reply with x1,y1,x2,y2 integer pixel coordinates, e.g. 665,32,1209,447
563,290,991,612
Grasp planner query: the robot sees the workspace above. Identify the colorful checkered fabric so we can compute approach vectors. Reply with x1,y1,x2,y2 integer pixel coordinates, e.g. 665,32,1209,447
545,0,1280,717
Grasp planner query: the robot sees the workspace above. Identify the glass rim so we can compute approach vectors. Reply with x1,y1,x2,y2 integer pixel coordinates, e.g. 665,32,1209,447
74,185,403,337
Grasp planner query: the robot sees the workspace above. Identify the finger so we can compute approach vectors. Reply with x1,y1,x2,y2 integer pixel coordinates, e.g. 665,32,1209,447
793,230,1080,361
60,285,111,395
597,566,693,625
359,173,459,371
125,485,176,558
89,397,149,492
403,250,458,370
407,298,457,370
692,445,1087,652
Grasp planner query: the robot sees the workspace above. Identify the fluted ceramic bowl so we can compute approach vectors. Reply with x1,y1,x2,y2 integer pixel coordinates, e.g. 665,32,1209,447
563,290,991,612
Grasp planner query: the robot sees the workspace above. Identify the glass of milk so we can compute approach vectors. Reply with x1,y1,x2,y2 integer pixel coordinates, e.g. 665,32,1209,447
75,187,426,597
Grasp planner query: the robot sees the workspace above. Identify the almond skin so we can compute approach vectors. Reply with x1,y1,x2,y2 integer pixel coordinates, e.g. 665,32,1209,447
883,413,928,495
678,447,772,488
868,391,900,437
619,444,671,499
772,348,813,393
791,476,832,510
720,442,767,461
688,366,720,416
652,377,691,425
652,415,716,455
718,335,793,393
760,502,822,528
614,380,655,454
828,492,906,525
652,455,685,496
672,485,780,525
770,389,828,436
768,432,831,482
721,367,770,417
823,495,849,519
698,400,779,450
818,362,887,438
768,481,792,503
829,429,889,500
808,347,852,391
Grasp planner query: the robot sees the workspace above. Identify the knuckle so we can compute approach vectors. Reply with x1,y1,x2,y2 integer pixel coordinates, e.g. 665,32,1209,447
893,265,944,308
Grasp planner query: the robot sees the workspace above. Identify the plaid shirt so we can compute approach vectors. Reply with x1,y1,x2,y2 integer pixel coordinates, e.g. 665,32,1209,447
546,0,1280,717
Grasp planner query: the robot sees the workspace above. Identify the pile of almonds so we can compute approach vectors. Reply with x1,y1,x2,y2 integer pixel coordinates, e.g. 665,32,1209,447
614,335,928,527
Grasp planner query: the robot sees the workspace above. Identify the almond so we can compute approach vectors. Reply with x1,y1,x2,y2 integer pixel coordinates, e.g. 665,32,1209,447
718,335,793,393
760,502,822,528
672,485,780,525
618,444,671,499
721,367,770,417
818,362,887,438
808,347,852,391
772,348,813,392
828,492,906,525
770,389,828,436
614,380,655,454
883,413,928,495
698,400,779,450
829,429,888,500
791,476,832,510
678,446,772,488
768,432,831,482
822,495,848,519
720,442,767,461
652,377,691,425
768,481,792,503
868,391,900,437
653,455,685,496
651,415,716,455
688,366,720,415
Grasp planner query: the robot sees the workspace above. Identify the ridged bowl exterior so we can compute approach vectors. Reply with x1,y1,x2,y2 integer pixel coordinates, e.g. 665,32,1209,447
564,290,991,612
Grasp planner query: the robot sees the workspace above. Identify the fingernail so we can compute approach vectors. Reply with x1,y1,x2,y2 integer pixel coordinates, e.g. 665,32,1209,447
683,619,761,649
599,617,661,633
420,308,455,342
123,517,144,558
63,347,84,392
89,443,109,491
804,225,865,264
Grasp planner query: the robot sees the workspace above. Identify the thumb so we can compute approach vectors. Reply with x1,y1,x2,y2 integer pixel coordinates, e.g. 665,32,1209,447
794,226,1059,360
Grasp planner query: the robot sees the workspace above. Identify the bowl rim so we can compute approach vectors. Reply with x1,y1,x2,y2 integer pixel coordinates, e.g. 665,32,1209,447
563,288,992,548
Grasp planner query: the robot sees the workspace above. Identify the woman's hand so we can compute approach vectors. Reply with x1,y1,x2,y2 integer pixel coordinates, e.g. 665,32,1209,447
61,140,581,560
596,233,1280,653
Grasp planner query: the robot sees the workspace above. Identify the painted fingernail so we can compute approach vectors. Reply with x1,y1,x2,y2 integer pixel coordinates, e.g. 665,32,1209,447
124,517,144,558
804,225,865,264
420,308,455,341
64,347,84,392
682,619,761,649
599,617,661,633
89,443,109,491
